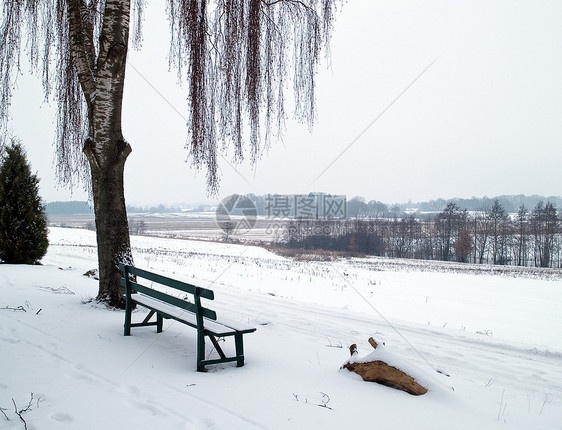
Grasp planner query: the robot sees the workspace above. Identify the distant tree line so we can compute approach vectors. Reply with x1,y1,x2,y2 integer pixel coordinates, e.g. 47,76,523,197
415,195,562,213
128,219,147,235
246,193,389,218
245,193,562,219
45,201,184,215
46,201,93,215
341,194,562,218
85,218,147,235
127,204,183,214
281,200,562,268
46,194,562,218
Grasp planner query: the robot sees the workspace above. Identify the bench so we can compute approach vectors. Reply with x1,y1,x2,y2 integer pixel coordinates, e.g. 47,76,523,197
120,264,256,372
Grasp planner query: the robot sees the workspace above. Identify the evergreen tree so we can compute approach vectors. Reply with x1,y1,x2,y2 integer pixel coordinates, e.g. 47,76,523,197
0,141,49,264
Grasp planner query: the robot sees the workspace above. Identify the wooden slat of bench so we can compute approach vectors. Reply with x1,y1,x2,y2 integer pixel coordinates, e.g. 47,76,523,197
124,280,217,320
132,294,256,336
125,265,214,300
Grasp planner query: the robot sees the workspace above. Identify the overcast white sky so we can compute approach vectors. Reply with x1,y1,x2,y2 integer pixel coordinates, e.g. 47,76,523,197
7,0,562,206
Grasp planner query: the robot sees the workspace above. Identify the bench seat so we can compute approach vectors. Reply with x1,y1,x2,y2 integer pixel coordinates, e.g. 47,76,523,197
120,264,256,371
132,293,256,336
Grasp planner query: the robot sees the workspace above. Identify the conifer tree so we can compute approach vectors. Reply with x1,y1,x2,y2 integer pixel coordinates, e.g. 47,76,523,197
0,140,49,264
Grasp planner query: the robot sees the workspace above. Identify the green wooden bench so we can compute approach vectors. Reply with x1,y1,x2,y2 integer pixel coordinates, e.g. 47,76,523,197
120,264,256,372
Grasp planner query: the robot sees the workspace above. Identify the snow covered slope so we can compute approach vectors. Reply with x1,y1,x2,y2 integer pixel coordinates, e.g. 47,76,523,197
1,227,560,429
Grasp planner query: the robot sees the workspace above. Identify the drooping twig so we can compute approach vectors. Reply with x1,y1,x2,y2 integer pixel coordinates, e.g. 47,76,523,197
0,406,9,421
540,393,552,415
476,329,493,337
12,393,34,430
325,338,342,348
318,392,333,410
1,305,26,312
497,389,505,420
293,392,333,410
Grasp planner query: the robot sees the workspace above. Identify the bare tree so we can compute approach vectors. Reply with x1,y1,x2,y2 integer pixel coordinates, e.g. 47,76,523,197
514,205,529,266
488,199,509,264
474,206,492,264
0,0,339,307
433,203,462,261
390,215,419,259
531,201,560,268
454,228,472,263
222,221,235,242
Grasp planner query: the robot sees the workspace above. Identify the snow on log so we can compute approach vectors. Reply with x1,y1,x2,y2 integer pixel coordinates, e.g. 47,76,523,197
341,338,428,396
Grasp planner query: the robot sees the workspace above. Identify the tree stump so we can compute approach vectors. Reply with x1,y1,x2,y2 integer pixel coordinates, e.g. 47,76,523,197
341,338,428,396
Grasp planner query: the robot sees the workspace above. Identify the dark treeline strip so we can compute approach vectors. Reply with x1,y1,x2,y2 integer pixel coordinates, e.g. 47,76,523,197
281,200,562,268
45,201,93,215
46,201,185,215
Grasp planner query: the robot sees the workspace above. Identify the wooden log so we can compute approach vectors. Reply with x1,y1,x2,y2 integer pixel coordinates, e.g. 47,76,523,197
342,341,428,396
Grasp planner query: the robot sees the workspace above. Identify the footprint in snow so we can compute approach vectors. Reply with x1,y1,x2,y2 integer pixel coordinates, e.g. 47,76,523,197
50,412,73,423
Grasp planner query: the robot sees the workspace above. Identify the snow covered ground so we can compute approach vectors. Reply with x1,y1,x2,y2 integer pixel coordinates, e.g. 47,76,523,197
1,227,561,429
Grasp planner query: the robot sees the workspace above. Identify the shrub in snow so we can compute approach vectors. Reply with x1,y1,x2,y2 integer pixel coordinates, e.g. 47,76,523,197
0,140,49,264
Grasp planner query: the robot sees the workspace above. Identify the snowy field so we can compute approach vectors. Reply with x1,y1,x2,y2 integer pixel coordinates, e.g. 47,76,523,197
48,212,285,242
1,227,561,429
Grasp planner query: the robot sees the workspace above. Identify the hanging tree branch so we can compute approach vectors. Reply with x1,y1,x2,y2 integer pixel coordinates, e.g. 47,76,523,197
1,0,339,191
166,0,338,192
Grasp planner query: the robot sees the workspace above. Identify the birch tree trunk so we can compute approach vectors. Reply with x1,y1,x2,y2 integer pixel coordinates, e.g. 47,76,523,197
69,0,133,308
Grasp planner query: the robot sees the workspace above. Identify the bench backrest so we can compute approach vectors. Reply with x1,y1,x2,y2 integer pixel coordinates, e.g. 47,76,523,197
119,264,217,322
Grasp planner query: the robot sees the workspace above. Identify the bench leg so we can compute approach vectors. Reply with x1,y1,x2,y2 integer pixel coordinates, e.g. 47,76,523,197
235,333,245,367
157,313,163,333
196,329,207,372
124,299,132,336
